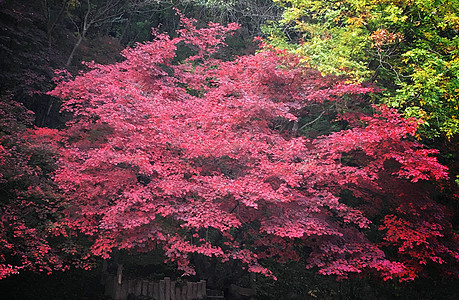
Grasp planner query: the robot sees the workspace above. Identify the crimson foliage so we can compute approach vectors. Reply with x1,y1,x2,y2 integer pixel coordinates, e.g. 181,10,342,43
0,97,66,279
48,14,457,281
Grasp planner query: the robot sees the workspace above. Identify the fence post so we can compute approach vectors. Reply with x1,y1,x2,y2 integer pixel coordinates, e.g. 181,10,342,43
142,280,149,296
176,286,182,300
159,279,166,300
182,283,188,300
170,280,176,300
187,282,193,300
135,280,142,296
192,283,198,299
154,282,160,300
197,280,206,299
148,282,155,298
165,277,171,300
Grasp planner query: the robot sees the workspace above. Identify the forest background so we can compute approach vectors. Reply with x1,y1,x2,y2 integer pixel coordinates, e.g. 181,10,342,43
0,0,458,299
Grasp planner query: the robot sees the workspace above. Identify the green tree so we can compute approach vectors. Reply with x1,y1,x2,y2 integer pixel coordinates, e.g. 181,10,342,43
268,0,459,140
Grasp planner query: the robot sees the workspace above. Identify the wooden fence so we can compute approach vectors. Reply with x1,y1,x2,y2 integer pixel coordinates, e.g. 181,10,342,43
105,276,207,300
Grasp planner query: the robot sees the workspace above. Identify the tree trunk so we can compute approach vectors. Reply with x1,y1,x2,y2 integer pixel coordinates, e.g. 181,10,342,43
65,0,91,67
65,33,84,67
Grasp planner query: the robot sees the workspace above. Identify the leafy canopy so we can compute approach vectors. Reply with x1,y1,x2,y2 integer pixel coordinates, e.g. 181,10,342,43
0,97,68,279
269,0,459,140
48,12,457,281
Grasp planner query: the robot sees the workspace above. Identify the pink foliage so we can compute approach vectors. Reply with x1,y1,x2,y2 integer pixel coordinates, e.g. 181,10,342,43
47,14,456,280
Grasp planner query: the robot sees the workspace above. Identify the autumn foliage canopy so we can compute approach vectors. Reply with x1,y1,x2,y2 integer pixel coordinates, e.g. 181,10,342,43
2,13,457,281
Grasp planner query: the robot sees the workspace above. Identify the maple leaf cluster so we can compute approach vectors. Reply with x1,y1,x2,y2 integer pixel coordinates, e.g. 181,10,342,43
46,14,457,281
0,97,67,279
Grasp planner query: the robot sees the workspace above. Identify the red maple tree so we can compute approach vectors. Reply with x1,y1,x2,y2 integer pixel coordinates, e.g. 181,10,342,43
0,97,67,279
48,14,458,281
